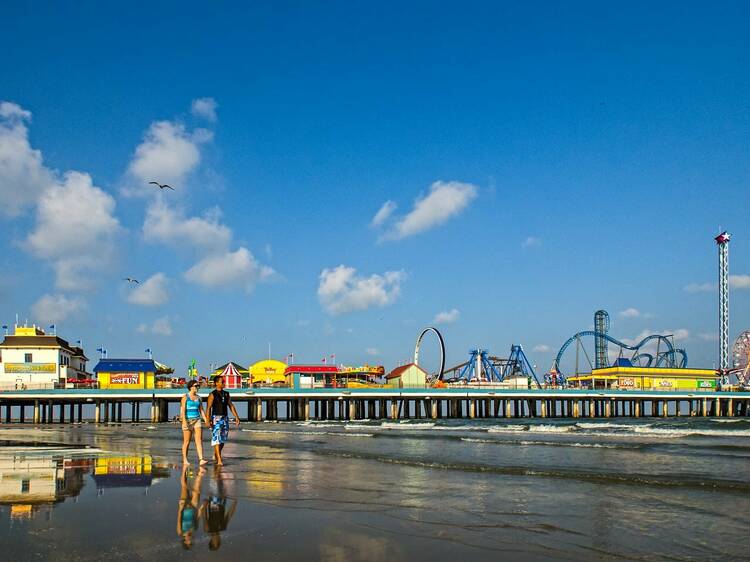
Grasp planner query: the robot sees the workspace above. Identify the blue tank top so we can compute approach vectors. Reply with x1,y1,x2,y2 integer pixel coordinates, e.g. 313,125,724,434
185,395,201,419
181,506,196,532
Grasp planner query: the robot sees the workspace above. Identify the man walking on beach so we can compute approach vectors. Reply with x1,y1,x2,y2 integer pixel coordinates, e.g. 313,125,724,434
205,375,240,465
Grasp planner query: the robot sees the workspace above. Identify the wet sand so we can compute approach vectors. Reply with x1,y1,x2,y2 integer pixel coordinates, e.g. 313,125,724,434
1,418,749,561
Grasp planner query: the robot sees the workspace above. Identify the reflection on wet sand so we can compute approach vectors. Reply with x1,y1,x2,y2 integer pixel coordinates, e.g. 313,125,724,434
203,466,237,551
0,445,169,519
0,448,92,520
177,464,205,549
93,455,170,493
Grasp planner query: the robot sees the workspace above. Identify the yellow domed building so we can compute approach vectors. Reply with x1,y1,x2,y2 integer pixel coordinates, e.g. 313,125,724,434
249,359,288,387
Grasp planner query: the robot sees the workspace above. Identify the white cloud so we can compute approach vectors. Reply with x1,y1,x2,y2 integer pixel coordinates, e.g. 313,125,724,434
699,333,719,341
144,199,275,295
184,247,275,291
318,265,405,315
619,308,641,318
671,329,690,342
143,201,231,252
729,275,750,289
0,101,55,217
684,282,715,293
622,328,690,348
532,344,551,353
127,273,169,306
379,181,478,241
31,294,84,324
25,171,121,290
433,308,460,324
191,97,218,122
522,236,541,248
127,120,210,188
366,347,380,356
137,315,173,336
296,319,311,327
371,200,397,227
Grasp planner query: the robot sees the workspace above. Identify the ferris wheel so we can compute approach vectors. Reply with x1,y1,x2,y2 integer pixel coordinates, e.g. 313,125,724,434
732,331,750,386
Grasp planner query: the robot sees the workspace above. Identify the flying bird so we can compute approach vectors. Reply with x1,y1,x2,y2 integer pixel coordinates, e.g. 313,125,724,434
148,181,174,191
123,277,140,284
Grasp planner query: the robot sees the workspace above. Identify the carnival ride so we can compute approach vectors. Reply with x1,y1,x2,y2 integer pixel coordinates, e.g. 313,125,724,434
731,330,750,386
414,327,446,379
440,345,542,387
553,310,688,381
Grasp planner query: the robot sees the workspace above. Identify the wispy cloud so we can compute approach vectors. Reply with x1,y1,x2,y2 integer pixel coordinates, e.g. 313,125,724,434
698,333,719,341
532,344,551,353
684,282,715,293
31,294,85,324
730,275,750,289
433,308,460,324
185,247,275,292
191,97,218,122
522,236,541,248
0,101,54,217
137,316,173,336
619,307,641,318
318,265,405,315
127,273,169,307
366,347,380,356
371,200,397,227
377,181,478,241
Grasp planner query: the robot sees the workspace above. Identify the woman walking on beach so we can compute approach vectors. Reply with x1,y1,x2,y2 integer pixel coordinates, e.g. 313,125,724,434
180,380,209,465
205,375,240,466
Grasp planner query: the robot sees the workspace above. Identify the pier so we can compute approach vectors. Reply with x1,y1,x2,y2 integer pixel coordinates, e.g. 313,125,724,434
0,388,748,424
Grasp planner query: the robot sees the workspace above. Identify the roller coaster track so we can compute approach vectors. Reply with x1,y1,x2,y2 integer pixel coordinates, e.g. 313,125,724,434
553,331,687,376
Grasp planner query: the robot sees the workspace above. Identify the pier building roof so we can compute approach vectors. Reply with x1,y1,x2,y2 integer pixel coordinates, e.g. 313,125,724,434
93,359,158,373
0,335,86,359
386,363,428,379
284,365,338,374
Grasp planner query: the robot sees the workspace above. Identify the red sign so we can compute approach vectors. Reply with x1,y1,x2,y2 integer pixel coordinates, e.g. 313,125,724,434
110,373,140,385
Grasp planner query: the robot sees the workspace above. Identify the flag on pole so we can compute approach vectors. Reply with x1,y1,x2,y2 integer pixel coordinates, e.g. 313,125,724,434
321,357,327,364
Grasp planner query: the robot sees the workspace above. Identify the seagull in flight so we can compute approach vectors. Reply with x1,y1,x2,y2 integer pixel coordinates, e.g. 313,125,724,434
148,181,174,191
123,277,140,284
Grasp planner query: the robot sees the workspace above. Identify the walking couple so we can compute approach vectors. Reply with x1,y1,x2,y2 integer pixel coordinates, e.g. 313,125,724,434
180,375,240,466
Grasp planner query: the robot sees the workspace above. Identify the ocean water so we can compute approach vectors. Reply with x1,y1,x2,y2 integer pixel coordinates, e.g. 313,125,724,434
0,417,748,561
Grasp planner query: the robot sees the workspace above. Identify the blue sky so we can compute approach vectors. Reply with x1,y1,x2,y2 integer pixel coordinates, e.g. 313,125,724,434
1,1,748,375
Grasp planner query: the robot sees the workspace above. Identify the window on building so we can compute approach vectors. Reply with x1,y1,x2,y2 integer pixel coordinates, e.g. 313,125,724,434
24,353,32,363
21,480,30,493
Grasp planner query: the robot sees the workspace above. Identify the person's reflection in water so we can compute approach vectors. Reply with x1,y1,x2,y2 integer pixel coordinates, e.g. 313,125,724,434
203,466,237,551
177,465,206,550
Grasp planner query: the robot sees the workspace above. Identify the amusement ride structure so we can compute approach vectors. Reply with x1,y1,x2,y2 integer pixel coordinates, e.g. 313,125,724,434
414,326,446,379
716,231,731,371
440,345,541,387
413,327,541,386
731,331,750,386
552,310,688,381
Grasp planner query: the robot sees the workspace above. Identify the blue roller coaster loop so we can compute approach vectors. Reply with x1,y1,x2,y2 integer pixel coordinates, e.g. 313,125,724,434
553,331,688,377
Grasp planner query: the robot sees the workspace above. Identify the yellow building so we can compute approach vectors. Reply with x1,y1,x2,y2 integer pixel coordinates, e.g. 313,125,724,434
570,366,719,391
94,359,156,389
385,363,428,388
249,359,287,386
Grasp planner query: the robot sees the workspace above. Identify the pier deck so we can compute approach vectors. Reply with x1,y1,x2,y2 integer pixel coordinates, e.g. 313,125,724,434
0,388,748,423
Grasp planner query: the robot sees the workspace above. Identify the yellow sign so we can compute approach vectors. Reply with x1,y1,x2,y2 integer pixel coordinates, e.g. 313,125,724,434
4,363,56,374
